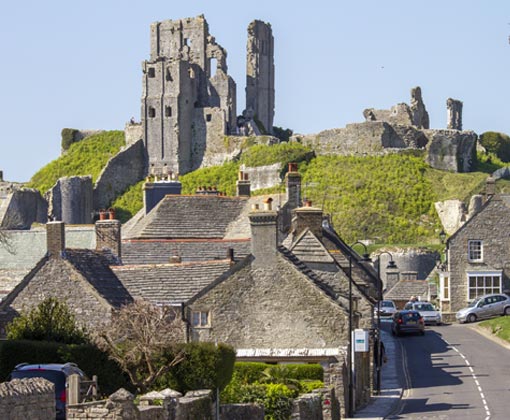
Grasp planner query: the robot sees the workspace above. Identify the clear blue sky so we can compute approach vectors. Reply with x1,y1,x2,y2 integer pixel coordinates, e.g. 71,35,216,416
1,0,509,182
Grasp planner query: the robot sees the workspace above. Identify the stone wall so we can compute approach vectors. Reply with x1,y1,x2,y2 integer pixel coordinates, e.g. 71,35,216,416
93,139,146,210
0,188,47,229
240,163,282,190
0,378,55,420
46,176,93,224
425,129,477,172
291,393,323,420
220,404,264,420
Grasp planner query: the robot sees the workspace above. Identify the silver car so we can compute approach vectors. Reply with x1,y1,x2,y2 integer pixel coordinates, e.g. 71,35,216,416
375,300,397,317
404,301,442,325
456,293,510,323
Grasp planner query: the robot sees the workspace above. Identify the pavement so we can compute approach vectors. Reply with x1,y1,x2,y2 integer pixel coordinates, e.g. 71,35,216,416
345,328,403,420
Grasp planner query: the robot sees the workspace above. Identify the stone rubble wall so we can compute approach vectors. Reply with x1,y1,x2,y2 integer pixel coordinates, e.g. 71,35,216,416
240,163,282,190
0,378,56,420
46,176,93,224
93,139,147,210
0,188,47,229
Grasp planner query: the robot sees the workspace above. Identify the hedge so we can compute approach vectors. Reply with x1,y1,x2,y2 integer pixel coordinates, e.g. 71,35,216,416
158,342,236,393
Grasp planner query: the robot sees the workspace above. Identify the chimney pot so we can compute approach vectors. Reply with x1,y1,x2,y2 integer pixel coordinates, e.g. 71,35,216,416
99,210,107,220
263,197,273,211
252,204,259,211
239,171,244,181
288,162,298,173
244,173,249,181
305,200,312,207
108,208,115,220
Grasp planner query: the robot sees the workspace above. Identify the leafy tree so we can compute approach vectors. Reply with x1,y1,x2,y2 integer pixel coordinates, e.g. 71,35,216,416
7,297,87,344
93,299,186,393
480,131,510,162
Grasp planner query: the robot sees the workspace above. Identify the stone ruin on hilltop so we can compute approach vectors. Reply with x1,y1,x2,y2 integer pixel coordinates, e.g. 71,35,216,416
0,15,481,229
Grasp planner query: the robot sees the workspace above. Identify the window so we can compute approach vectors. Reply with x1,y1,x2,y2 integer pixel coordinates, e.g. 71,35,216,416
148,107,156,118
148,67,155,78
206,114,212,122
191,311,210,327
440,274,450,301
165,106,172,117
468,240,483,262
467,271,502,300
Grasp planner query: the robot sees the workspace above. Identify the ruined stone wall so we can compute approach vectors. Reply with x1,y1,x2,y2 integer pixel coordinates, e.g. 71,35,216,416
192,107,226,171
142,16,236,176
93,139,146,210
125,122,143,146
240,163,282,190
0,378,55,420
447,98,463,130
0,188,47,229
425,129,477,172
46,176,93,224
246,20,274,134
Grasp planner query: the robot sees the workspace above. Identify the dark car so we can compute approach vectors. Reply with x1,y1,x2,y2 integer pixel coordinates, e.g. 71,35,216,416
9,363,86,419
391,310,425,336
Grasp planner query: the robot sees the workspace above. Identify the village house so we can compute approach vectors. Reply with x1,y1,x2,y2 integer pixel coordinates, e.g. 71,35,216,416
437,190,510,322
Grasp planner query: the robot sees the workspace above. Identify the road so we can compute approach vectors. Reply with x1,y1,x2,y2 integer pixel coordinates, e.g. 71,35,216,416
382,320,510,420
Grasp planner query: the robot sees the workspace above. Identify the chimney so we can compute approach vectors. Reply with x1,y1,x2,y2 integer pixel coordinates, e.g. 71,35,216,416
285,163,301,211
249,199,278,268
143,179,182,214
95,219,121,259
236,171,251,197
46,221,66,259
485,176,496,197
292,200,324,239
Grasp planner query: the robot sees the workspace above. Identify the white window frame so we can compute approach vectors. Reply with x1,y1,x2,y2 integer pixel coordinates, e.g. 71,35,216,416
467,240,483,262
191,310,210,328
466,271,502,300
439,272,450,301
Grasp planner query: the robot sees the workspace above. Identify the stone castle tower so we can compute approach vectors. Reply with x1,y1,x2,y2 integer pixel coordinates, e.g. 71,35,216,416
141,15,237,176
246,20,275,134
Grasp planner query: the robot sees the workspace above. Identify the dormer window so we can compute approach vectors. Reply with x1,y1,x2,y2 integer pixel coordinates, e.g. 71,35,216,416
468,240,483,262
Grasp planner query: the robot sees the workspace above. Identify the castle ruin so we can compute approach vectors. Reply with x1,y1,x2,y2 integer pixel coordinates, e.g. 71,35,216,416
141,15,275,176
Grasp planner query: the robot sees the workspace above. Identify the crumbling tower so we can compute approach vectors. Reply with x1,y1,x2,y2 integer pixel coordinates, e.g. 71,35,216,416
141,15,236,176
245,20,275,134
447,98,463,130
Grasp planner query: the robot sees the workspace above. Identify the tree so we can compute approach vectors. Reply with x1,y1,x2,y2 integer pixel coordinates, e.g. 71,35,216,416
93,299,186,393
7,297,87,344
480,131,510,162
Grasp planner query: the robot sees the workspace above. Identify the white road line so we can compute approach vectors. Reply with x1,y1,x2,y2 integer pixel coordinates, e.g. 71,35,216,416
443,338,491,419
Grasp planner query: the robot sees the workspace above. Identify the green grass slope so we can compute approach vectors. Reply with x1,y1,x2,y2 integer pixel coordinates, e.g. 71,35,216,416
26,131,125,193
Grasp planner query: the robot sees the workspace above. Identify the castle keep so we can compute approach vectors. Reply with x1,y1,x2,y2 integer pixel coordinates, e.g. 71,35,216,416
141,15,274,176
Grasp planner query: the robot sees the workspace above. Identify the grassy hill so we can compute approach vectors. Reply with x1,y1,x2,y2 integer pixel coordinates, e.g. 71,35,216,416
26,131,125,193
26,131,502,244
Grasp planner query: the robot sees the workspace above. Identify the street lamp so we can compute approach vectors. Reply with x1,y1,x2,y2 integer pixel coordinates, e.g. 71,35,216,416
348,241,371,417
374,251,398,395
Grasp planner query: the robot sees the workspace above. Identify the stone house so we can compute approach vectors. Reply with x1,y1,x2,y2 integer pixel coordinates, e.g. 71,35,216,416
0,220,132,332
437,194,510,322
186,199,380,415
385,279,432,309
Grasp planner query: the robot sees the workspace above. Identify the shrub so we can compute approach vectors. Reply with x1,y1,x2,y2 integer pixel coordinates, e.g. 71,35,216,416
159,342,236,393
480,131,510,162
6,297,87,344
231,362,323,385
61,128,79,151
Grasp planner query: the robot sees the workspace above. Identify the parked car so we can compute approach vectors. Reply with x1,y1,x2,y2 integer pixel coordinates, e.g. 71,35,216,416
374,300,397,317
456,293,510,323
391,310,425,336
9,362,86,419
404,301,442,325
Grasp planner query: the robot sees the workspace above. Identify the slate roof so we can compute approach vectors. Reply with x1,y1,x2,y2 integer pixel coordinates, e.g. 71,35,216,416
64,249,133,308
385,279,430,302
122,239,251,265
288,230,335,263
113,260,233,305
125,195,249,239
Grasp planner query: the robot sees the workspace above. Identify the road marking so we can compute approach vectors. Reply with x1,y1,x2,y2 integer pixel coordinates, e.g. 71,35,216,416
444,338,491,419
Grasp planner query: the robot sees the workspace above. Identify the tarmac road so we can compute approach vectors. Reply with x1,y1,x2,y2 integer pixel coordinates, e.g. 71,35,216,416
387,322,510,420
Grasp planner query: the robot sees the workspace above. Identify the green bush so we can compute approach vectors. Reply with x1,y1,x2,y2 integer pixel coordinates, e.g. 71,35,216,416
231,362,323,384
6,297,87,344
221,382,294,420
0,340,130,395
480,131,510,163
111,180,144,223
180,161,240,196
158,342,236,394
298,380,324,393
240,142,313,168
61,128,79,151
